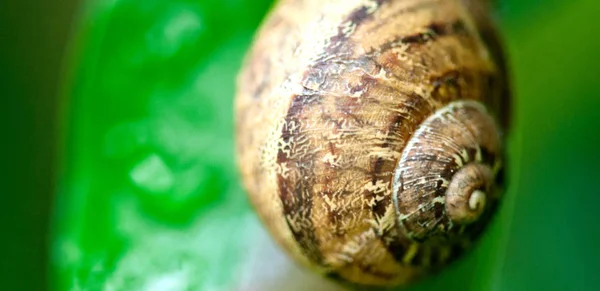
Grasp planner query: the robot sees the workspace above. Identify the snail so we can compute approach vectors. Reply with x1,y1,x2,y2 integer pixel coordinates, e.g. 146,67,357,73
235,0,510,287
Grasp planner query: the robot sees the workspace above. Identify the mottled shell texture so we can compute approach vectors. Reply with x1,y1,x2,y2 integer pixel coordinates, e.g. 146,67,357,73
235,0,509,287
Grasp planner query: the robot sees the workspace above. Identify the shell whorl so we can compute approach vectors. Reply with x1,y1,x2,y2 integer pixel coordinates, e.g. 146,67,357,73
393,101,501,242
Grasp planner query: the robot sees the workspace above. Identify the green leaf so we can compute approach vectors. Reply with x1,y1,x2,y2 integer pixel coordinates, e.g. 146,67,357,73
52,0,600,290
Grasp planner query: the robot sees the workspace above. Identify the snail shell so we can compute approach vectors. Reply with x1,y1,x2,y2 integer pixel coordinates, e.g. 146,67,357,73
235,0,510,287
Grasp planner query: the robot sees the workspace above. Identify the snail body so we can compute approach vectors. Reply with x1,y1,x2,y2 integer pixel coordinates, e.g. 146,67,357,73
235,0,509,287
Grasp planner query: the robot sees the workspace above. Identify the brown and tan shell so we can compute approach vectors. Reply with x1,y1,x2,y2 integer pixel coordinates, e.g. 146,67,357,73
235,0,510,287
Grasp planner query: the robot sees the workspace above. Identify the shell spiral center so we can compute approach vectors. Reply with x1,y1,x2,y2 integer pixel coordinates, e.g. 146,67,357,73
392,100,502,242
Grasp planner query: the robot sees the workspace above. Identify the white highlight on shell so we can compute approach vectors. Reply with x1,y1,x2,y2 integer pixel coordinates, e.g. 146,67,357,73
469,190,486,211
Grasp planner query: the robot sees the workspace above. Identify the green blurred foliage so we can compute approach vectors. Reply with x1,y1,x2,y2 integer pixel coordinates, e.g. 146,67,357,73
1,0,79,290
49,0,600,290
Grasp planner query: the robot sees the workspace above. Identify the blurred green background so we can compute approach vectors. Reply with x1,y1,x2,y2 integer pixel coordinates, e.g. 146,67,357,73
4,0,600,290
